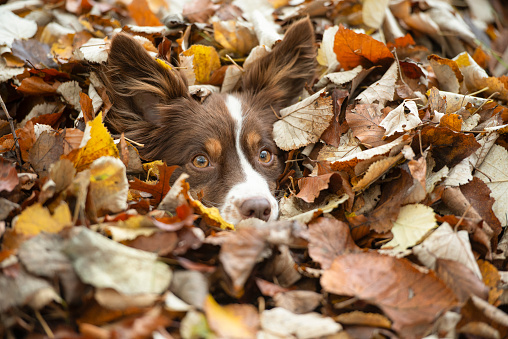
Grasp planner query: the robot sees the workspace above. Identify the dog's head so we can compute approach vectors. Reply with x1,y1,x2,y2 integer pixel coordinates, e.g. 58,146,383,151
101,18,315,224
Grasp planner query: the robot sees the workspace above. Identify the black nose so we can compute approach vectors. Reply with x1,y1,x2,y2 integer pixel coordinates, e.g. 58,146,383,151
239,197,271,221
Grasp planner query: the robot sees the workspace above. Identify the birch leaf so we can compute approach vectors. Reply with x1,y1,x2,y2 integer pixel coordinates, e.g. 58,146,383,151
363,0,390,29
380,100,421,137
273,89,333,151
474,144,508,226
413,222,482,280
357,62,398,106
0,11,37,47
382,204,437,251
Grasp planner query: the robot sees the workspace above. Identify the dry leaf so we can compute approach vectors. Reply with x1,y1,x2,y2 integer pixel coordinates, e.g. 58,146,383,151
89,156,128,215
333,25,394,70
382,204,437,251
273,89,333,151
13,202,72,236
357,61,398,106
413,222,482,280
182,45,221,83
321,252,457,337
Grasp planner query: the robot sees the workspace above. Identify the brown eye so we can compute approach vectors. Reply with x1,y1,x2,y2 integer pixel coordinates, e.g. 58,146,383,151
258,149,272,164
192,155,210,168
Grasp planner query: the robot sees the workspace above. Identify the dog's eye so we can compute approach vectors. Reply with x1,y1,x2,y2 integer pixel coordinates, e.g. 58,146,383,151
258,149,272,164
192,155,210,168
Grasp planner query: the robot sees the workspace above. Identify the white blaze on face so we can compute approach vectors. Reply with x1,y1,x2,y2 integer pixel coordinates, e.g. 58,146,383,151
221,95,279,224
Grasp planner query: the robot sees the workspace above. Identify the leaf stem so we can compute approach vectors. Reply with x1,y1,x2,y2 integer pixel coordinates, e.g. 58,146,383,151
0,94,22,166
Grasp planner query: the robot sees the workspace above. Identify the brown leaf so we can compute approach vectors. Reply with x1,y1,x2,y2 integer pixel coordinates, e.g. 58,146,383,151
345,104,386,147
219,227,268,295
418,125,480,170
11,39,58,69
127,0,163,26
320,89,349,147
321,252,457,337
79,92,94,123
435,258,489,303
129,164,177,205
460,177,502,242
458,296,508,338
297,173,334,203
16,76,59,96
183,0,220,23
333,25,394,71
0,158,18,193
427,87,446,115
351,169,413,233
273,290,322,314
439,113,462,131
308,217,359,269
28,131,65,177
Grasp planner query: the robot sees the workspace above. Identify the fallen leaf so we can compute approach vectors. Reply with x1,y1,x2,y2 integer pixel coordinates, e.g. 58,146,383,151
357,61,398,106
345,103,386,147
183,0,220,23
89,156,128,215
213,20,258,55
63,227,171,295
273,290,322,314
63,113,119,172
382,204,437,251
435,258,489,303
308,217,359,269
127,0,163,26
474,144,508,226
0,159,18,193
129,163,177,205
13,202,72,236
321,252,457,337
0,11,37,47
219,227,268,294
273,89,333,151
380,100,421,137
362,0,390,29
204,295,259,339
182,45,221,83
333,25,394,71
413,222,482,280
28,131,65,177
260,307,342,339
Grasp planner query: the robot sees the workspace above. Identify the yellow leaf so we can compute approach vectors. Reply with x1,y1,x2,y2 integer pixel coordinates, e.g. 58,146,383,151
182,45,221,83
63,113,119,172
143,160,164,179
89,156,128,214
190,199,234,230
203,295,255,338
156,58,172,70
14,202,72,236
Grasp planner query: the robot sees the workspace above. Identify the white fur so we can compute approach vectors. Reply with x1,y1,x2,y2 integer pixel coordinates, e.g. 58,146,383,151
221,95,279,224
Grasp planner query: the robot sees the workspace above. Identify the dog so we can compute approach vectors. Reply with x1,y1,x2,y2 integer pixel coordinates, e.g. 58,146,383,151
101,18,315,224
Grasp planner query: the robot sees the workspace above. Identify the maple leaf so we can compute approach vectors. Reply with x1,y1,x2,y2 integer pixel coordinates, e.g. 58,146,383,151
129,163,178,205
13,202,72,236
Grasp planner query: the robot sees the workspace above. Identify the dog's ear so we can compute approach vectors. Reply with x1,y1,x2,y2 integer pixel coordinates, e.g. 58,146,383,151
101,33,189,132
242,18,316,109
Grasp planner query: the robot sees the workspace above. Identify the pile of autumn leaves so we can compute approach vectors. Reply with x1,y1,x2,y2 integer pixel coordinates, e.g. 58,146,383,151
2,0,508,338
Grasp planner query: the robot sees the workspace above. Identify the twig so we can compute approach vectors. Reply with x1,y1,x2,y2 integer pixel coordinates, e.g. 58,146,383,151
35,310,54,339
0,94,22,165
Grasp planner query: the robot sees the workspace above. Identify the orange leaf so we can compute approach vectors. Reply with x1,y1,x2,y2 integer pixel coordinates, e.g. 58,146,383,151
333,25,394,70
79,92,94,123
129,164,178,205
16,76,59,96
127,0,163,26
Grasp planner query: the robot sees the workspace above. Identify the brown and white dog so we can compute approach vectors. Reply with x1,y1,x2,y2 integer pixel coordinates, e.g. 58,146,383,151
101,18,315,224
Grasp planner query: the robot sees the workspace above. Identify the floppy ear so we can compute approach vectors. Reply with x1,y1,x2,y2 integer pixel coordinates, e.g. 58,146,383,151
100,32,189,133
242,17,316,109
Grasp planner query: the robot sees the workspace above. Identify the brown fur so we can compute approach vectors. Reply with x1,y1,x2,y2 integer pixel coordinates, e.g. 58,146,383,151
100,18,315,208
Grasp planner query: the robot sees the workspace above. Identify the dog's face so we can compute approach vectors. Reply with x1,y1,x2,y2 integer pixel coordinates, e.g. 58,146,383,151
101,19,315,224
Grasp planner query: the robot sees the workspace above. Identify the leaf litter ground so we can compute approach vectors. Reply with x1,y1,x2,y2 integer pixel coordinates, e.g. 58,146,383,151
2,0,508,338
